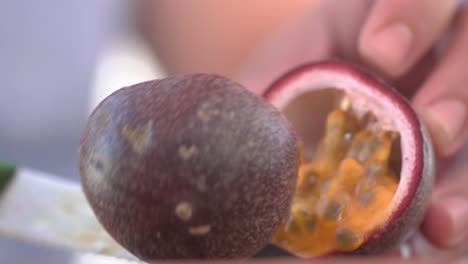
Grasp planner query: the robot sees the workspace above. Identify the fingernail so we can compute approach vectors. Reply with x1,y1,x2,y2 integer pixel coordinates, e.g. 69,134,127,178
440,195,468,247
364,22,413,72
424,99,466,153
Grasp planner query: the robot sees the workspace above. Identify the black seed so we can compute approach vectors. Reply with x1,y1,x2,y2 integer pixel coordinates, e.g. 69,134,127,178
365,161,387,178
347,130,377,163
354,177,375,198
356,143,376,163
323,200,343,220
321,178,332,193
296,208,318,232
298,171,318,195
284,216,301,235
360,112,377,128
303,215,318,231
336,228,358,249
358,191,374,205
296,207,313,217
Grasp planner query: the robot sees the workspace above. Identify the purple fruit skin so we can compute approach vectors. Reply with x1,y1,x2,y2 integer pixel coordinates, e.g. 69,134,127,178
264,61,435,256
79,74,300,260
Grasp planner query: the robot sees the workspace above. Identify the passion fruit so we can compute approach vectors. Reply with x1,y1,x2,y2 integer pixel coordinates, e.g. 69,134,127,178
264,61,435,257
79,60,435,261
78,74,300,260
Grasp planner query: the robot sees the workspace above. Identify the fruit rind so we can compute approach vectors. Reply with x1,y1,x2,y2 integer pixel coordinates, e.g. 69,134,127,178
353,116,434,254
263,60,435,255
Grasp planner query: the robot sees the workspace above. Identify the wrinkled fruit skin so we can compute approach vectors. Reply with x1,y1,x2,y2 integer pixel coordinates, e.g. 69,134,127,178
79,74,300,260
263,61,435,256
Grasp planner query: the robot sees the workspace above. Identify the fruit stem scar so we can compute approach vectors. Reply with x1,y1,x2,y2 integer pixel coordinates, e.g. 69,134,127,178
178,145,198,160
121,120,153,154
175,201,193,222
188,225,211,235
197,106,220,123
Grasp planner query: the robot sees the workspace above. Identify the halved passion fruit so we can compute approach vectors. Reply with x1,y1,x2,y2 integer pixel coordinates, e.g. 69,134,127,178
265,61,435,257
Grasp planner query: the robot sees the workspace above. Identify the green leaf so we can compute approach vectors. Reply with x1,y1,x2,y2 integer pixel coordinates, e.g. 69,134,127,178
0,160,16,193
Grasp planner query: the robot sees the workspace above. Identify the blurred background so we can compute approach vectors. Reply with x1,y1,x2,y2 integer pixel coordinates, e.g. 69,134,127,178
0,0,314,261
4,1,466,263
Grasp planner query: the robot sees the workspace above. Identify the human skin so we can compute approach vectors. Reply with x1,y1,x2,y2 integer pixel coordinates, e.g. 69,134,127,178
135,0,316,79
136,0,468,258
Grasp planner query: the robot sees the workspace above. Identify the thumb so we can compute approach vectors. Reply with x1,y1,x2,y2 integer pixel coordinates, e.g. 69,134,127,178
421,146,468,248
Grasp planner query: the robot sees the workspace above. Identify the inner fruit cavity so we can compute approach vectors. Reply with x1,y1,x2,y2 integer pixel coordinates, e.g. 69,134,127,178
273,102,400,257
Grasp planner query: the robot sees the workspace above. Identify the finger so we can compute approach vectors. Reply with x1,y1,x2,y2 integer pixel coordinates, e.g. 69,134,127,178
235,0,373,94
412,7,468,157
392,50,438,99
422,146,468,248
359,0,457,77
392,231,464,259
422,192,468,248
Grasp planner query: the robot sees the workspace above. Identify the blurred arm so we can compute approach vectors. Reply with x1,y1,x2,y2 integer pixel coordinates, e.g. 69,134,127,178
136,0,317,78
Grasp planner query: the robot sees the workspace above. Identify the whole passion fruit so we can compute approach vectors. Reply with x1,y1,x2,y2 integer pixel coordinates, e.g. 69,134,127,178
78,74,300,260
264,61,435,258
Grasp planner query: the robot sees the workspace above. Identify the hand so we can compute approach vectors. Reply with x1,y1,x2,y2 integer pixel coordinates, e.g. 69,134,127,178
235,0,468,257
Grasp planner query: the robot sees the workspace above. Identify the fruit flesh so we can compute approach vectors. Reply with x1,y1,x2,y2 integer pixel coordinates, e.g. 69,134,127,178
273,107,399,257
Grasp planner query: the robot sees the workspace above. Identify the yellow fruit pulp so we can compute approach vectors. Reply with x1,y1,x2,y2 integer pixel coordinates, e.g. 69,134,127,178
274,109,399,257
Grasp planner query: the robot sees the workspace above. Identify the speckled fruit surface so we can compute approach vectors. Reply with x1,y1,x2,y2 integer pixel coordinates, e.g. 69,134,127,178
263,61,435,256
79,74,300,260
